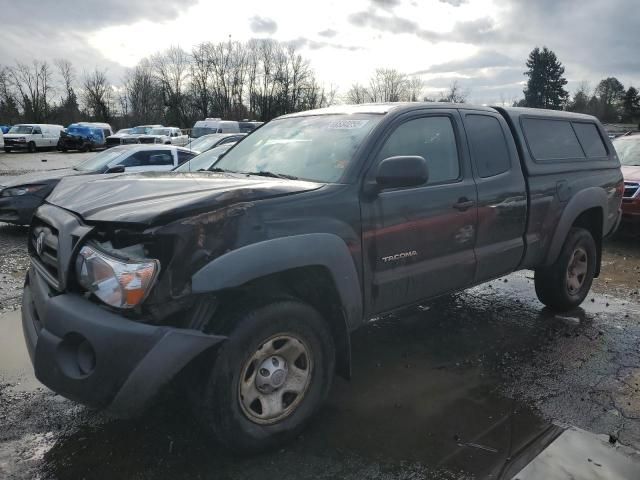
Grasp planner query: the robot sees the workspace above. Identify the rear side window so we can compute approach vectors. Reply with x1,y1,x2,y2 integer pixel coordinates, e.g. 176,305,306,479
465,115,511,178
177,150,195,164
522,118,584,161
573,123,607,158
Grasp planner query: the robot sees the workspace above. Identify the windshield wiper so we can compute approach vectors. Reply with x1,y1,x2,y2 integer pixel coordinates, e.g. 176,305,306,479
242,171,298,180
208,167,238,173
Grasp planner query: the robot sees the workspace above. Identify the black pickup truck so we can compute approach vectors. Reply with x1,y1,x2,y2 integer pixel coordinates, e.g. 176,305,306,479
22,103,623,451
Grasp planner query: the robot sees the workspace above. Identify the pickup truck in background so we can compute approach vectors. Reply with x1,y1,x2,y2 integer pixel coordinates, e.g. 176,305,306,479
21,103,623,452
137,127,190,146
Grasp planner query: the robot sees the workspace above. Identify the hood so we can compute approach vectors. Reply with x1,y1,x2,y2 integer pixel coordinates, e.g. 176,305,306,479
622,165,640,182
47,171,323,225
0,168,81,188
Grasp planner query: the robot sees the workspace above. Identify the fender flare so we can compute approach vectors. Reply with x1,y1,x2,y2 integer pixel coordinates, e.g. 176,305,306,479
544,187,607,267
191,233,363,331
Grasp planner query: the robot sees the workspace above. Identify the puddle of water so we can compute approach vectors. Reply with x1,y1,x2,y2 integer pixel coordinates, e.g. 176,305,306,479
0,310,42,392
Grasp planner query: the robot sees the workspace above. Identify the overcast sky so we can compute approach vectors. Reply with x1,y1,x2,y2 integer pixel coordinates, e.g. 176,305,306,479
2,0,639,104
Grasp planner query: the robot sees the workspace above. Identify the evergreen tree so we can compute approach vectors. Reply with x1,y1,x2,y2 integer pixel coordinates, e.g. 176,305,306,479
523,47,569,110
595,77,625,122
621,86,640,123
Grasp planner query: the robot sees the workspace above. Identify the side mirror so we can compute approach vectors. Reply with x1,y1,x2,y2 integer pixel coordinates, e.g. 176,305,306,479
106,165,125,174
375,155,429,190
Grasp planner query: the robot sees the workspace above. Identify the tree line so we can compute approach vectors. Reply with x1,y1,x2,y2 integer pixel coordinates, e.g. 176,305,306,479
0,39,336,129
0,42,638,129
518,47,639,124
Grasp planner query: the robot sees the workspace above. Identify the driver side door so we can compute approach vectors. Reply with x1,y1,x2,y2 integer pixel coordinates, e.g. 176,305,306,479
361,110,478,315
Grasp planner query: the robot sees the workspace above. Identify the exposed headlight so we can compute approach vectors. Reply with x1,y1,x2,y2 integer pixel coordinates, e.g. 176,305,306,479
1,184,46,196
16,137,26,142
75,245,160,309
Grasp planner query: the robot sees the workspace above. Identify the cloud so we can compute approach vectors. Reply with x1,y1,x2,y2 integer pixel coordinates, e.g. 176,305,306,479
286,37,363,52
413,50,519,75
318,29,338,38
439,0,468,6
371,0,402,9
249,16,278,34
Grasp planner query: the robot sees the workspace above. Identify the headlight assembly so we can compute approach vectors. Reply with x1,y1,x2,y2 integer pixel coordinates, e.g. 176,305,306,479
1,184,46,196
75,245,160,309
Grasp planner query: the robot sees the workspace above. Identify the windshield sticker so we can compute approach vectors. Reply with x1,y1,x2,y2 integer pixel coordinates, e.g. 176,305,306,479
327,119,370,130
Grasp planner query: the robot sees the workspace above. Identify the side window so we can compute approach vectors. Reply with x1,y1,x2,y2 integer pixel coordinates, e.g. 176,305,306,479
377,116,460,185
465,115,511,178
219,137,237,145
120,151,148,167
32,127,42,134
521,118,585,161
147,151,174,166
177,151,195,164
573,122,607,158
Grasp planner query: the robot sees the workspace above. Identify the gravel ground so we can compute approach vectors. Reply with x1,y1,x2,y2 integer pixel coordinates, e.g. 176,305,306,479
0,152,639,478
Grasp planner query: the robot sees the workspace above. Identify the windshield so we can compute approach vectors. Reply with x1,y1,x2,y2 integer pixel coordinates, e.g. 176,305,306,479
614,137,640,166
174,145,233,172
116,129,131,135
74,148,127,172
191,127,218,138
9,125,33,134
186,135,225,153
213,115,381,182
130,126,153,135
149,128,171,136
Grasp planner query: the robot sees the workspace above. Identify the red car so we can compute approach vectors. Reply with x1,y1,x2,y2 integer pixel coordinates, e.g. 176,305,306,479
613,134,640,224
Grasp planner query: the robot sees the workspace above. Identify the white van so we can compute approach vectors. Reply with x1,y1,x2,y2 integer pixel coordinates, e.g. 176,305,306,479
4,124,64,152
191,118,240,138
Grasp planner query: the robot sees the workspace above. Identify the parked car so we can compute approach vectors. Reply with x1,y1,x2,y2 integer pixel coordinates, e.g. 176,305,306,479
238,120,264,133
612,133,640,224
57,123,114,152
173,143,235,172
105,125,162,147
3,124,64,152
191,118,240,138
0,145,196,225
185,133,246,153
0,130,3,150
138,127,189,146
21,104,622,452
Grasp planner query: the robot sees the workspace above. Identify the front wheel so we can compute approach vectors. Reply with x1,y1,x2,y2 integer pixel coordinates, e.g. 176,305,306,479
535,227,597,311
192,300,335,452
27,142,36,153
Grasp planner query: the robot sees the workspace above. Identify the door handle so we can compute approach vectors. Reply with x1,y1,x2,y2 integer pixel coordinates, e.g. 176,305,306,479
453,198,475,211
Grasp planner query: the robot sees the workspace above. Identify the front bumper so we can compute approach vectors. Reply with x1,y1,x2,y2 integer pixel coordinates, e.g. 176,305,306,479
57,137,87,151
22,267,225,416
4,140,28,150
0,194,44,225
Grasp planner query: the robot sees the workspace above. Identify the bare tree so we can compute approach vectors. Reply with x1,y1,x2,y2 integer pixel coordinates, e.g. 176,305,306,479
406,77,424,102
368,68,408,102
124,60,162,124
345,83,369,104
82,69,112,121
54,59,80,124
8,60,54,122
439,80,469,103
152,46,191,125
0,66,20,123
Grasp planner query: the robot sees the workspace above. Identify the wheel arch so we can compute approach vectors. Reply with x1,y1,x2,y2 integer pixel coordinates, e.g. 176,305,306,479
191,233,363,379
544,187,606,275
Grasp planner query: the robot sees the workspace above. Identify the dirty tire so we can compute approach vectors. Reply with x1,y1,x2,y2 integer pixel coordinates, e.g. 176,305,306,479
27,142,36,153
193,300,335,452
535,227,596,312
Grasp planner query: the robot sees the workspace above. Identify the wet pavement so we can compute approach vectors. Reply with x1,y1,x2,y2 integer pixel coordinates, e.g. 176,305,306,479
0,224,639,479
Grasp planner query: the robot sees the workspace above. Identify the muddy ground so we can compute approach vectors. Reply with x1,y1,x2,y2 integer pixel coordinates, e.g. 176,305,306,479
0,152,639,479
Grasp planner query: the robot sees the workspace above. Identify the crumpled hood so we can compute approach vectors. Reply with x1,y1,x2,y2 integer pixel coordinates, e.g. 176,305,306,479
0,169,80,188
47,171,323,225
622,165,640,182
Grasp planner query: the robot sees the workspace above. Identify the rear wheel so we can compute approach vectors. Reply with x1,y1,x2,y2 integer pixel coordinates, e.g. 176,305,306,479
191,300,335,452
535,227,597,311
27,142,36,153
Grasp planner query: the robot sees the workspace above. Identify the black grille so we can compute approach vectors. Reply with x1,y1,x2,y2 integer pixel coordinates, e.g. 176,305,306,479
4,139,23,147
106,137,122,147
624,182,639,199
30,217,61,288
138,137,155,144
